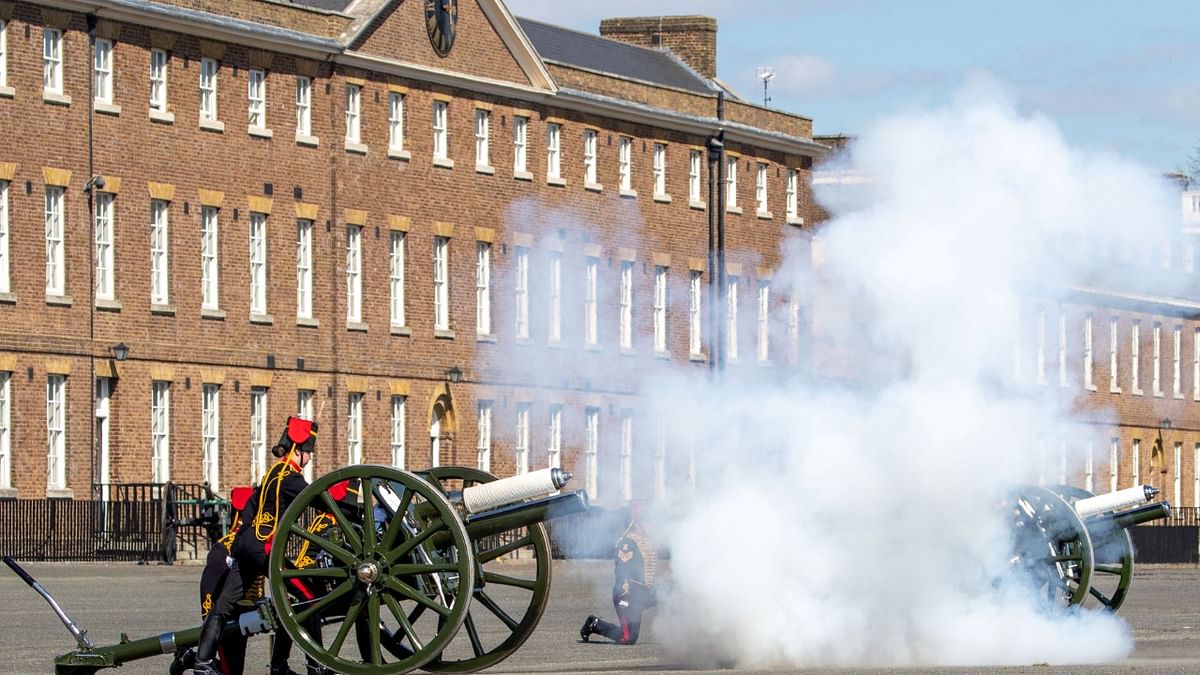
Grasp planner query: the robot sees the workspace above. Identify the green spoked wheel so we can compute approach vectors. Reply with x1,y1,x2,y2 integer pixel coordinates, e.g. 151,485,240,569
268,465,475,675
1007,485,1094,608
1047,484,1134,611
420,467,553,673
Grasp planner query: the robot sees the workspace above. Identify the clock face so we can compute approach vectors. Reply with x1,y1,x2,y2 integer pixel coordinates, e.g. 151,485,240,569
425,0,458,57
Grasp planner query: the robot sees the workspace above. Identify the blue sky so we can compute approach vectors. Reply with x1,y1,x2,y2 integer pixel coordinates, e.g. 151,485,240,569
503,0,1200,173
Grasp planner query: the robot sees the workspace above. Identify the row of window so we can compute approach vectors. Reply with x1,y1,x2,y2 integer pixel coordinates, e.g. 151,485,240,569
1022,309,1200,401
0,21,805,220
1062,436,1200,508
0,180,806,362
0,371,691,504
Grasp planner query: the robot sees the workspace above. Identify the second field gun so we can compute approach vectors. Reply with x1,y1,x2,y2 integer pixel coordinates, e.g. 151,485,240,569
1007,483,1169,610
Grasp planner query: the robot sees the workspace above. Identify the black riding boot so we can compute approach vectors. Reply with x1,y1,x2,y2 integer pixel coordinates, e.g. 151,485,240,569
193,611,225,674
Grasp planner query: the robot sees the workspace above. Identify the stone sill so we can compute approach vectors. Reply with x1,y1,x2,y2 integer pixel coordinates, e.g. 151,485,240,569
297,316,319,328
249,126,273,139
46,488,75,499
513,170,533,182
200,118,225,133
0,487,18,498
94,101,121,116
46,294,73,307
149,109,174,124
475,164,495,175
347,321,369,333
0,292,16,304
787,215,805,226
95,298,123,311
689,200,706,211
547,176,566,187
619,188,638,199
433,157,455,169
654,350,672,360
151,303,176,316
296,134,320,148
727,205,743,215
201,308,226,320
585,182,603,193
43,91,71,106
344,141,368,155
0,86,14,99
653,193,672,204
476,333,497,343
250,313,274,325
434,328,456,339
387,148,411,161
689,352,707,363
390,325,411,337
757,210,774,220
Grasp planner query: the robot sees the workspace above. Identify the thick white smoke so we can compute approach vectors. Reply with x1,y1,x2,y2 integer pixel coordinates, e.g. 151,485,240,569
645,80,1179,667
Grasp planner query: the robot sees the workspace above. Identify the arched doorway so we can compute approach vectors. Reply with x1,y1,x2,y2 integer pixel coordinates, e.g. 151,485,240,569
427,385,456,468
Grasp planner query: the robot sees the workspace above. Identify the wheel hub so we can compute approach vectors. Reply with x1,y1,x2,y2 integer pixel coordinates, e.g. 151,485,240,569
356,561,381,584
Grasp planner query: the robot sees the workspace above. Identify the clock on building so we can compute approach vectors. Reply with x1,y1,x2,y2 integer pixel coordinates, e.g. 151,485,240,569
425,0,458,57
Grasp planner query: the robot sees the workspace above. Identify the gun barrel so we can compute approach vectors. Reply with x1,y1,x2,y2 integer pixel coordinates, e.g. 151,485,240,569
1091,502,1172,530
1074,485,1158,518
460,468,572,514
464,490,588,540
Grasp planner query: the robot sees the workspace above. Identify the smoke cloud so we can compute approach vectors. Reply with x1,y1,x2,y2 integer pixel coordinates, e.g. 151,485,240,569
642,79,1178,667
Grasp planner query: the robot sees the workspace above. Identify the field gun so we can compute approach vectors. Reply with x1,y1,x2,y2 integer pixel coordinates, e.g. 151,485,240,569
6,465,587,675
1007,483,1169,611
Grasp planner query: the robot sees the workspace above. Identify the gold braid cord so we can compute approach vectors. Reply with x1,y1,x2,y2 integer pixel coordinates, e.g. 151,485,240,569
294,513,335,569
252,449,299,542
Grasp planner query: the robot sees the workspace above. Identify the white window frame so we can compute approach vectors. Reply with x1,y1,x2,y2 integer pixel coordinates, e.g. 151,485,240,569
247,68,266,130
513,116,528,173
1109,317,1121,393
1084,314,1095,390
149,48,168,111
787,297,801,366
199,205,218,310
46,375,66,491
619,261,633,350
1173,325,1182,398
476,241,491,335
1084,442,1094,493
1132,320,1142,394
1132,438,1141,487
584,257,598,346
620,410,633,502
757,281,770,362
296,219,313,320
432,100,449,160
515,247,529,339
388,92,405,152
727,275,739,360
1174,441,1183,507
390,395,406,468
250,387,268,484
0,19,8,89
295,76,312,137
756,162,769,214
476,401,492,472
548,405,562,470
653,266,667,353
346,225,362,323
1110,437,1119,493
433,236,450,330
515,403,530,475
689,150,702,203
1058,312,1067,387
1194,327,1200,401
151,381,170,483
546,122,561,180
150,199,171,306
1195,443,1200,507
199,58,218,121
0,372,9,490
43,28,63,95
726,156,738,208
584,130,598,185
94,193,114,301
1153,322,1163,396
786,169,798,219
345,84,361,144
585,407,599,500
297,390,314,481
475,108,490,167
45,187,65,296
347,393,363,465
249,213,267,315
618,137,632,191
0,180,8,294
201,384,219,490
390,231,406,327
548,252,562,343
93,38,114,105
653,143,667,196
689,270,702,356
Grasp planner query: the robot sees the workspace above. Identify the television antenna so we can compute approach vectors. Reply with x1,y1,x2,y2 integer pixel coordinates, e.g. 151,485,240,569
756,66,775,108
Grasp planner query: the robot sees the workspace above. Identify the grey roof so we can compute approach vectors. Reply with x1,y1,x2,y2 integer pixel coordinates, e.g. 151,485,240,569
517,17,714,95
285,0,356,12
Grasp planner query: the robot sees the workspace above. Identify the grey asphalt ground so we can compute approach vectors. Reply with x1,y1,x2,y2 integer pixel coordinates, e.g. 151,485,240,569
1,560,1198,674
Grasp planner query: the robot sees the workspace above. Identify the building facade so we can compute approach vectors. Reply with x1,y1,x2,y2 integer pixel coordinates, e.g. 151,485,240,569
0,0,824,504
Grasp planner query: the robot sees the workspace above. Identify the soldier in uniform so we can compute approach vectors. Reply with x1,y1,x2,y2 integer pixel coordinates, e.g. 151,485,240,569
580,501,657,645
193,417,338,675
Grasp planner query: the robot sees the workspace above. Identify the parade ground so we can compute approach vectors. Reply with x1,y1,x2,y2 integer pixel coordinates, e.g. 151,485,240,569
2,560,1198,674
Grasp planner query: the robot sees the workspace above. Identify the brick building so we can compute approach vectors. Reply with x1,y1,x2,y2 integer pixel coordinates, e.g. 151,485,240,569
0,0,825,504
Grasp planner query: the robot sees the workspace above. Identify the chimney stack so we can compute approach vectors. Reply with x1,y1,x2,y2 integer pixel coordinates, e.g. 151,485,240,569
599,16,718,79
